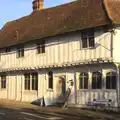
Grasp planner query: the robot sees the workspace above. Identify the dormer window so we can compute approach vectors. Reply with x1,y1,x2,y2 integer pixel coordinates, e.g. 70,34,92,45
37,40,45,54
81,29,95,48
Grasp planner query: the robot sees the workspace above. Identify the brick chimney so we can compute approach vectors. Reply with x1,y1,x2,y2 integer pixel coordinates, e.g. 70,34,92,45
32,0,44,11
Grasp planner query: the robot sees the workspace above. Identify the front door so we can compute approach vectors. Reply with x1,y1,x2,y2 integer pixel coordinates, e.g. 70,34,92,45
55,75,66,102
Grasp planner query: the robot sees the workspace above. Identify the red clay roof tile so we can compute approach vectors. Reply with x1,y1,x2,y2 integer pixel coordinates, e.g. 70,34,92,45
0,0,119,48
104,0,120,24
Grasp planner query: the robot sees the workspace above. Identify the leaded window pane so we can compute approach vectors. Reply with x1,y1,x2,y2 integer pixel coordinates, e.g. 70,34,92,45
1,75,6,89
48,71,53,89
79,73,88,89
92,72,102,89
32,72,38,90
106,72,116,89
24,73,30,90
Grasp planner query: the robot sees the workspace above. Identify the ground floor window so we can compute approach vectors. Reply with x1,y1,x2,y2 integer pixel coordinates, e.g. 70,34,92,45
48,71,53,89
1,75,6,89
92,72,102,89
24,72,38,91
106,72,116,89
79,72,88,89
32,72,38,90
24,73,30,90
77,70,117,90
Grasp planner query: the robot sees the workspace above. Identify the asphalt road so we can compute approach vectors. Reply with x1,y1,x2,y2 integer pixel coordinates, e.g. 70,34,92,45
0,107,80,120
0,100,119,120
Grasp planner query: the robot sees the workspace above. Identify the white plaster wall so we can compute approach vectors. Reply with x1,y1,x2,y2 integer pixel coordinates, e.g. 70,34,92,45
113,26,120,62
0,29,112,70
0,63,118,107
74,63,117,107
0,28,116,107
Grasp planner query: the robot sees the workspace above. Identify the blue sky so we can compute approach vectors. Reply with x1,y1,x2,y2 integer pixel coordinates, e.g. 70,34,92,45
0,0,73,29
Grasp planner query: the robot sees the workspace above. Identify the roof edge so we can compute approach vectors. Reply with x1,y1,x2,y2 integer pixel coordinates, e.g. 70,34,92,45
102,0,114,24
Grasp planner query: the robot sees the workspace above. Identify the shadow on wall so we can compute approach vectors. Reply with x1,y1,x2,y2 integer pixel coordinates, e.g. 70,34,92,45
30,87,71,107
30,76,117,108
30,89,118,110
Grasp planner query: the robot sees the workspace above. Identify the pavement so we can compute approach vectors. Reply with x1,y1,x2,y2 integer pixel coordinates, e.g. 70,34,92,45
0,100,119,120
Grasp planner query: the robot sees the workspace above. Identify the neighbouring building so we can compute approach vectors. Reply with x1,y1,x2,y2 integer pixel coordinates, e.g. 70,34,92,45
0,0,120,108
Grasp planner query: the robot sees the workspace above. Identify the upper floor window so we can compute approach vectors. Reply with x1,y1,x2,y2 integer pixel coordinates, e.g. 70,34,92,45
48,71,53,89
24,72,38,91
79,72,88,89
81,30,95,48
17,46,24,58
106,72,116,89
92,72,102,89
37,40,45,54
5,47,11,53
1,75,6,89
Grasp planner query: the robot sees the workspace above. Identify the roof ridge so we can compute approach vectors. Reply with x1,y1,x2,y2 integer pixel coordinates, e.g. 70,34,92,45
30,0,77,15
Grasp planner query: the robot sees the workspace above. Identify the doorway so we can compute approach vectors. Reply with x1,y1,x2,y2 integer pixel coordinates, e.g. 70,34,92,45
55,75,66,102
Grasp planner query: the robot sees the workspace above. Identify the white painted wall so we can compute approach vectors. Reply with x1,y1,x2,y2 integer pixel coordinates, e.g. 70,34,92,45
0,29,112,70
0,28,118,108
113,26,120,62
0,63,118,107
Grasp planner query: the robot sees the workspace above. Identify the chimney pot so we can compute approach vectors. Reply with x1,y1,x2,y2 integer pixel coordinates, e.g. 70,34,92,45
32,0,44,11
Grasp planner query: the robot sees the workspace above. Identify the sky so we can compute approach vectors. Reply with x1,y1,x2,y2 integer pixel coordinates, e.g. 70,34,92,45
0,0,73,29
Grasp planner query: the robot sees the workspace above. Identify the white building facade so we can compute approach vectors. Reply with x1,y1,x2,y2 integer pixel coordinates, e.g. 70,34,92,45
0,0,120,108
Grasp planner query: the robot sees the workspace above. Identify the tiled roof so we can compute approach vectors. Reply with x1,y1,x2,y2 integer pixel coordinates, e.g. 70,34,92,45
104,0,120,24
0,0,119,48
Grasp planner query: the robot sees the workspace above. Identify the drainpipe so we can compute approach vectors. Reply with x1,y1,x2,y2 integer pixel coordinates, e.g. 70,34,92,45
19,71,23,102
110,30,114,58
15,71,18,101
7,72,9,100
74,71,77,104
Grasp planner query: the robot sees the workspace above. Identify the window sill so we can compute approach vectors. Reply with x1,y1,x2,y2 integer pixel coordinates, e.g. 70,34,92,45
91,89,103,91
104,89,116,91
47,89,53,92
24,90,37,93
81,47,95,50
0,88,6,90
36,53,46,56
78,89,88,91
16,56,25,59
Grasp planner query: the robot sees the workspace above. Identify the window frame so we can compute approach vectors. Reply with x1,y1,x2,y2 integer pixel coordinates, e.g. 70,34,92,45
48,71,53,89
37,40,45,54
16,46,24,58
24,73,30,90
24,72,38,91
81,29,95,49
92,71,102,89
5,47,11,53
31,72,38,90
106,72,116,89
1,75,6,89
79,72,88,89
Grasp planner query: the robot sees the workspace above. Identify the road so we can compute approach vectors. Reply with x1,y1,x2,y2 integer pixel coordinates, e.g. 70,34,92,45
0,100,119,120
0,106,80,120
